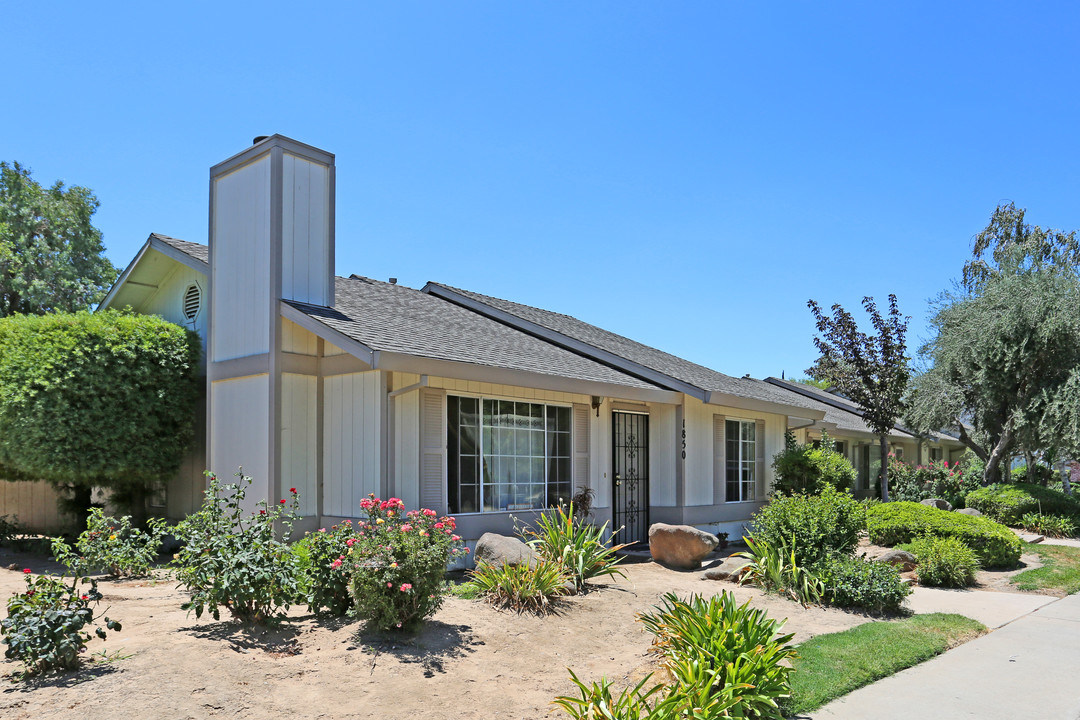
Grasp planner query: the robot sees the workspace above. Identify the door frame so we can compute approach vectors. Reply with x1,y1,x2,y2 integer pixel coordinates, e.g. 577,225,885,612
611,410,650,546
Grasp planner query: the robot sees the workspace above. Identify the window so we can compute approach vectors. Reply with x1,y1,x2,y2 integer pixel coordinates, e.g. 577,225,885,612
930,446,943,462
447,396,571,514
725,419,756,502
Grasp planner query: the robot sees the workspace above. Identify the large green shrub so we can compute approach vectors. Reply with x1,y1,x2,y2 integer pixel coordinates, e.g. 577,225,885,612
772,431,857,495
903,536,980,588
0,309,200,515
966,483,1080,525
888,457,982,508
867,502,1021,568
815,555,910,613
172,471,301,624
752,484,866,567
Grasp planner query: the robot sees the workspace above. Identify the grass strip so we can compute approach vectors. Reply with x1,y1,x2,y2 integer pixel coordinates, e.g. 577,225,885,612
785,613,986,714
1012,542,1080,595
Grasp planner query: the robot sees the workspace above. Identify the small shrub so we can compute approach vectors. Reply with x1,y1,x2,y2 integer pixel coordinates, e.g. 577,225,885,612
816,555,910,613
1,570,120,675
519,503,627,591
53,508,167,578
903,536,980,588
867,501,1021,568
1018,512,1077,539
637,592,797,719
0,514,21,546
752,484,866,567
345,495,468,631
966,483,1080,525
293,521,359,616
468,560,570,613
772,430,857,495
736,534,825,605
172,471,301,624
553,671,663,719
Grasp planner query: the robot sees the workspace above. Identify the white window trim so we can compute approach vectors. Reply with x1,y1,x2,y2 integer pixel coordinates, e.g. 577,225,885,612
725,417,757,503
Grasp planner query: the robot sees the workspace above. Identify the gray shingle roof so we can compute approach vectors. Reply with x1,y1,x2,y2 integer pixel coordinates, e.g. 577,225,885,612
425,282,823,410
152,233,208,264
287,276,662,389
762,377,929,441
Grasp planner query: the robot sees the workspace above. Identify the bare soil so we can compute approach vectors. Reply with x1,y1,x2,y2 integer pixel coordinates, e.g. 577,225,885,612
0,548,874,720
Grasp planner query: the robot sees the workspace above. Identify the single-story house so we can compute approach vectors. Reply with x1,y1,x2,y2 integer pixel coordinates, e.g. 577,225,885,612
92,134,847,545
763,377,967,497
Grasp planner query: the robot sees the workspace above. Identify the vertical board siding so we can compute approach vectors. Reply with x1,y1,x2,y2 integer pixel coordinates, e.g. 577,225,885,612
281,154,331,306
210,155,272,361
683,397,714,506
209,375,271,513
166,389,208,521
323,372,381,517
323,341,348,357
649,404,676,506
281,373,318,516
0,480,68,535
393,373,421,511
418,388,446,514
281,318,319,355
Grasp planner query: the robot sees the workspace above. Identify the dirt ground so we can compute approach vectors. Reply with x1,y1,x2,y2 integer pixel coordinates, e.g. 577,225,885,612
0,548,878,720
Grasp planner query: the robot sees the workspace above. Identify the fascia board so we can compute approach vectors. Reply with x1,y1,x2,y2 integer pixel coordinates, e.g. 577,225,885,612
705,391,827,420
149,236,209,275
98,236,153,311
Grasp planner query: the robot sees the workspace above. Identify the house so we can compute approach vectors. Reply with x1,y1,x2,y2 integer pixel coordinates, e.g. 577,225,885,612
86,133,851,547
763,377,967,497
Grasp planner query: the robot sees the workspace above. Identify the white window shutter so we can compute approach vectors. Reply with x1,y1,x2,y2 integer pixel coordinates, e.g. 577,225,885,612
713,415,726,504
419,388,447,514
755,418,767,499
573,404,590,493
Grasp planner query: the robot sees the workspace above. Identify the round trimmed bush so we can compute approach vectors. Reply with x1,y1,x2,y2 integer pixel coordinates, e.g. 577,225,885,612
867,502,1021,568
905,536,980,588
751,484,866,567
815,555,910,613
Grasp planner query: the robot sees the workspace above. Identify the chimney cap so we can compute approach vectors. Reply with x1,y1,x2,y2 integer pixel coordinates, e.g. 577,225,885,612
389,278,398,285
252,135,270,145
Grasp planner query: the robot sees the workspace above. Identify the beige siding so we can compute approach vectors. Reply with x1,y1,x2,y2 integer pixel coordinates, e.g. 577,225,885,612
323,341,348,357
210,155,272,361
649,403,677,507
164,388,207,521
0,481,70,535
323,371,382,517
281,318,319,355
209,374,271,512
140,262,208,365
282,373,318,516
392,373,422,511
281,153,332,306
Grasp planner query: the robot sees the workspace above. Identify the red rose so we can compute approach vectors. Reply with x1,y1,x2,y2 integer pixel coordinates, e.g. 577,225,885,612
280,499,286,504
290,487,297,494
22,568,31,574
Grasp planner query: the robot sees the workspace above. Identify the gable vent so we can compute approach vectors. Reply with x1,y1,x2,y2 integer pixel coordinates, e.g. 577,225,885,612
182,284,201,321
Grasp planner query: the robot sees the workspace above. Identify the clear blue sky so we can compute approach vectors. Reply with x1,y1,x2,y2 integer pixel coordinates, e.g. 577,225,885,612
6,2,1079,379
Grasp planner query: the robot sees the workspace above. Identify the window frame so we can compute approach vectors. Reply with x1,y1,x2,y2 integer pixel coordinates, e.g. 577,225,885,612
724,417,757,504
446,392,574,515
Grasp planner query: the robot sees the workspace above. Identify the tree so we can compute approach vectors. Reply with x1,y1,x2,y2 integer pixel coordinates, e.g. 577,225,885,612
907,204,1080,485
806,295,910,501
0,161,118,316
0,309,201,522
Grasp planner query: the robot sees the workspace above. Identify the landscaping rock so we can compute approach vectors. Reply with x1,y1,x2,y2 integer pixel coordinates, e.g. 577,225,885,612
474,533,538,568
701,556,751,582
876,550,917,572
649,523,719,570
921,498,953,511
956,508,983,517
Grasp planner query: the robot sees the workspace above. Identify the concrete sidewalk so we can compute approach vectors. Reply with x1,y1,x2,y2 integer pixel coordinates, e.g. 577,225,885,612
906,585,1056,628
810,593,1080,719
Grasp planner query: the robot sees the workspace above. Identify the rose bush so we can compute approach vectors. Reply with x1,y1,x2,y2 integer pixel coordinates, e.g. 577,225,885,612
294,520,359,616
345,494,467,631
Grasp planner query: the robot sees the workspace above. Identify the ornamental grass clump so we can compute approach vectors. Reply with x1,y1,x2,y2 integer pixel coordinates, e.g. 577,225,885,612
519,503,628,591
345,494,467,632
735,534,825,606
467,559,571,613
53,508,168,578
172,471,302,624
1,570,120,676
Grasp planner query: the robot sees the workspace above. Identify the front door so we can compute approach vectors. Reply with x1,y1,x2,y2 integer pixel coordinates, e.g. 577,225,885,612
612,411,649,546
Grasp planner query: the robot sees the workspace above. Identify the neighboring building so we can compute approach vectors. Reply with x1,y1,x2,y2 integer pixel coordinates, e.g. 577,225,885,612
92,134,835,546
764,377,967,497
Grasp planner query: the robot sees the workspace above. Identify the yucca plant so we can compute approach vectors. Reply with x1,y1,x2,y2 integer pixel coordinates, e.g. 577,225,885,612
467,559,570,613
551,670,664,719
521,503,629,591
735,534,825,606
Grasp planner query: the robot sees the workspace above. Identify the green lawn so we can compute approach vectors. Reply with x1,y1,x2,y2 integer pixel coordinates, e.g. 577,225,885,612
785,613,986,715
1012,542,1080,595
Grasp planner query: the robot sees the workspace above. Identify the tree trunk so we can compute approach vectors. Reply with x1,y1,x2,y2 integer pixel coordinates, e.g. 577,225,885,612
879,433,890,502
1024,450,1039,485
983,424,1015,486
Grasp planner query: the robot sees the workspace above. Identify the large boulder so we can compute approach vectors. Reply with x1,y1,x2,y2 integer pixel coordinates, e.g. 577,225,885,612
921,498,953,512
474,533,537,568
701,556,751,582
876,549,917,572
956,507,983,517
649,523,719,570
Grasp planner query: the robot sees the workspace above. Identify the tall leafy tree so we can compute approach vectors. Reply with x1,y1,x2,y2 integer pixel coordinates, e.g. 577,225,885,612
907,204,1080,484
0,161,118,316
806,295,910,501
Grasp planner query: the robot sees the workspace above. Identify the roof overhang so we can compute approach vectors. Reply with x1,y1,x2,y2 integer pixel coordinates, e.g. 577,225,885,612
99,234,209,312
705,391,827,419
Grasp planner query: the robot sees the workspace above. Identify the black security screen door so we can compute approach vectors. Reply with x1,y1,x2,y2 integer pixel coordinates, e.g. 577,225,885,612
612,411,649,546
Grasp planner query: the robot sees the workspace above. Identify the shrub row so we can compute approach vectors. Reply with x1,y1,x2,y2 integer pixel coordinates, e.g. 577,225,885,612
965,483,1080,526
867,502,1021,568
752,484,866,567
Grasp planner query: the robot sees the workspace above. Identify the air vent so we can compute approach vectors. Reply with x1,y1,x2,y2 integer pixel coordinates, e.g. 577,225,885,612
182,284,201,321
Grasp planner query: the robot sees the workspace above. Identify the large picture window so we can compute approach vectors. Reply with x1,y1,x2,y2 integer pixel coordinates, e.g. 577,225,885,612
447,396,571,514
725,419,756,502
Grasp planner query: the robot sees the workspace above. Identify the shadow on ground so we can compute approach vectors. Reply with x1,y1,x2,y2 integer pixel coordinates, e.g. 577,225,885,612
354,621,482,678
